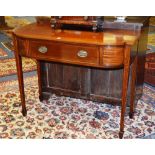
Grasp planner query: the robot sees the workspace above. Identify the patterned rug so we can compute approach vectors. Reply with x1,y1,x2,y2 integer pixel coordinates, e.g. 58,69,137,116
0,76,155,139
0,17,36,77
0,57,36,77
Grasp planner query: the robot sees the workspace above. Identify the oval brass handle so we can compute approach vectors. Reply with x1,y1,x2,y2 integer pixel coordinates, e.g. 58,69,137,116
38,46,48,53
77,50,88,58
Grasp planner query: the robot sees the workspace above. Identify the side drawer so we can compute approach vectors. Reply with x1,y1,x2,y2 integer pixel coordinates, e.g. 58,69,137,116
100,46,124,68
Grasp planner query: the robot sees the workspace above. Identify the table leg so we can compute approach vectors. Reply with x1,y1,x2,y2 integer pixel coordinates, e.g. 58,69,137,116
129,56,137,119
15,55,27,116
119,45,130,139
37,60,43,101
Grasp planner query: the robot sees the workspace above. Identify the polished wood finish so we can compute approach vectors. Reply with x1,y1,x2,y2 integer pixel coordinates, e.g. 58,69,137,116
119,45,130,138
37,60,43,101
13,23,139,46
13,35,27,116
100,46,124,68
13,17,149,138
22,40,100,67
129,55,137,119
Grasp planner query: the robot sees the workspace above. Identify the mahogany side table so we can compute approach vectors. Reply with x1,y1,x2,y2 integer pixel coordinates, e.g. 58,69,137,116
13,21,148,138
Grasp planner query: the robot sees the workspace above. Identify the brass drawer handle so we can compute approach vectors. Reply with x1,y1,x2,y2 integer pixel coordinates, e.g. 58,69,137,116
77,50,88,58
38,46,48,53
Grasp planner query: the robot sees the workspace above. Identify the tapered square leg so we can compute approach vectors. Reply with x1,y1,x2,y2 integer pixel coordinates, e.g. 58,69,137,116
119,45,130,139
119,131,124,139
22,108,27,116
39,95,44,102
129,56,137,119
129,112,134,119
37,60,44,102
14,36,27,117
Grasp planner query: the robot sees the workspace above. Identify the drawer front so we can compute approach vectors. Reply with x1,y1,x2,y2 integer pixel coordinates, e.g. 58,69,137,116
100,46,124,68
28,41,99,66
17,38,125,68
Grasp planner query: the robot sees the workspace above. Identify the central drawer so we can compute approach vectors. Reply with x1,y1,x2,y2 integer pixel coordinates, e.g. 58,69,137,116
28,40,100,66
